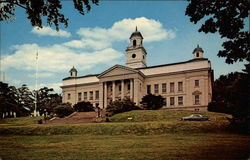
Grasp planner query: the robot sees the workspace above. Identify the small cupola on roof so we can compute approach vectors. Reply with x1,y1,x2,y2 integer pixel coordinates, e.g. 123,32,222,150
126,27,147,69
69,66,77,77
193,45,204,59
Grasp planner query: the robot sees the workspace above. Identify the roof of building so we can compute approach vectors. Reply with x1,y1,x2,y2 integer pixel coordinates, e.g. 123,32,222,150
193,45,204,53
62,58,209,81
130,26,143,39
137,58,209,70
69,66,77,73
63,74,99,80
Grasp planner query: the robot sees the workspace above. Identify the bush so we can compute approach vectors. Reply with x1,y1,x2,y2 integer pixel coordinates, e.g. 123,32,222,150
73,101,94,112
140,94,164,110
106,99,140,116
53,103,74,118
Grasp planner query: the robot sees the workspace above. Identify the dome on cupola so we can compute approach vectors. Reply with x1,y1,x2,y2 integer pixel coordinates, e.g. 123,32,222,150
130,26,143,39
193,45,204,53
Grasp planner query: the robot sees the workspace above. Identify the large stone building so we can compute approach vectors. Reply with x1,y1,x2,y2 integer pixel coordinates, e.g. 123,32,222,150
61,28,213,111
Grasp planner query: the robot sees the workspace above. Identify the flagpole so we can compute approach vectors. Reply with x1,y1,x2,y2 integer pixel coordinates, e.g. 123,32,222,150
34,52,38,116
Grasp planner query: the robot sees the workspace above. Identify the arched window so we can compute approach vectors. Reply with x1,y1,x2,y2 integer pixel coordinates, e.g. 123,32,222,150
196,52,199,57
133,40,136,46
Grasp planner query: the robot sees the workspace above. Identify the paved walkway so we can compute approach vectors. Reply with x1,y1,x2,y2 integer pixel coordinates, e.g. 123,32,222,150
46,112,97,124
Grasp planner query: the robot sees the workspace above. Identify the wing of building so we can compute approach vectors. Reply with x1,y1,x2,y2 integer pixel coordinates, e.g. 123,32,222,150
61,28,213,111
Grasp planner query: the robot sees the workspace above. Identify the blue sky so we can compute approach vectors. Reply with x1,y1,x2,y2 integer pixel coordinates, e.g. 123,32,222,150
0,1,246,93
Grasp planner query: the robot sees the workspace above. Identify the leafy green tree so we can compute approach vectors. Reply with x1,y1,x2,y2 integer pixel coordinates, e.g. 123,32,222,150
73,101,94,112
0,0,99,30
53,103,74,118
33,87,62,115
106,99,140,116
0,82,18,117
140,94,164,110
185,0,249,64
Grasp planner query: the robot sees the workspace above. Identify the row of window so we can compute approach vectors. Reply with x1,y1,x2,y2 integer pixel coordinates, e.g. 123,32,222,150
164,95,200,106
147,82,183,94
67,90,99,101
147,80,200,95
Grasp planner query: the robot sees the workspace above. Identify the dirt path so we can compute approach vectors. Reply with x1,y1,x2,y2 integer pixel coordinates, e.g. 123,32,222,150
45,112,97,124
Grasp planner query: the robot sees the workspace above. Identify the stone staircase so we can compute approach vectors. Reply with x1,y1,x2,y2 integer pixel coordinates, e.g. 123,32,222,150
46,112,97,124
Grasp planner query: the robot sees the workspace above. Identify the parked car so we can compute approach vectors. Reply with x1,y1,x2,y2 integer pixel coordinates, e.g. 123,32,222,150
181,114,209,121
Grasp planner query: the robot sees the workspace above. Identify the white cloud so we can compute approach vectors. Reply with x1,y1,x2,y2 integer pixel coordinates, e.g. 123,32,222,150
31,26,71,38
28,72,54,78
2,43,123,73
64,39,111,50
76,17,175,44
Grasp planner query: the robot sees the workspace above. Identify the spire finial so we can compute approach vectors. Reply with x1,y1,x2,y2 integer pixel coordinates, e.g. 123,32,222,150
135,26,138,32
197,44,200,48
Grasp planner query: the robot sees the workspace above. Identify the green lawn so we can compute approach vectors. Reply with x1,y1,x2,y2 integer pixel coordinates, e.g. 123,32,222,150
0,133,249,160
0,110,249,160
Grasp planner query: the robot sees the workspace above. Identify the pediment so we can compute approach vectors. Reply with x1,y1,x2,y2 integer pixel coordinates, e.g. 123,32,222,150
192,90,202,95
98,65,140,78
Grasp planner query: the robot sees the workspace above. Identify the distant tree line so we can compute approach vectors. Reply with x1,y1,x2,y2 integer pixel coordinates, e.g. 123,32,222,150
0,82,61,118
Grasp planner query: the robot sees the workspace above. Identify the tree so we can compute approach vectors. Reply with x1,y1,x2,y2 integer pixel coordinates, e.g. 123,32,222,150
73,101,94,112
140,94,164,110
53,103,74,118
106,99,140,116
34,87,62,115
0,0,99,30
185,0,250,64
209,67,250,133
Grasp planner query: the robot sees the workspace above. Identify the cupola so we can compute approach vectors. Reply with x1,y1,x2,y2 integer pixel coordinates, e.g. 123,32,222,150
69,66,77,77
193,45,204,59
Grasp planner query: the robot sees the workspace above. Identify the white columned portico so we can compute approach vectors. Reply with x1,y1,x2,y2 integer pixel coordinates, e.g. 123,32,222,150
112,81,115,101
121,80,124,99
130,79,133,100
104,82,108,108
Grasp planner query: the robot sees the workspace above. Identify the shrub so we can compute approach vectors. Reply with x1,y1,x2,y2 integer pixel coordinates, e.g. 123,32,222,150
37,119,43,124
140,94,164,110
53,103,74,118
73,101,94,112
106,99,140,116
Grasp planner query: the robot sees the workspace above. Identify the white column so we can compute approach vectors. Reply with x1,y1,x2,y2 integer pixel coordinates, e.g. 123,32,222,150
130,79,133,100
104,82,107,108
133,79,140,105
121,80,124,99
112,81,115,101
99,83,103,108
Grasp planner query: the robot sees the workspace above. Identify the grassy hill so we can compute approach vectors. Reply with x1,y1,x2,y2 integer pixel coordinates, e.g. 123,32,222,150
0,110,249,160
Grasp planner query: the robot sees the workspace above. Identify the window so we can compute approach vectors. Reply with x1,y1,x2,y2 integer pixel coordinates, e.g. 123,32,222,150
170,82,175,93
84,92,87,100
95,91,99,100
178,82,183,92
195,95,200,105
163,98,167,106
195,80,199,87
133,40,136,46
89,91,93,100
147,85,151,94
178,96,183,106
67,93,71,100
78,92,82,101
162,83,166,93
170,97,175,106
119,85,121,91
132,54,136,58
154,84,159,94
196,52,199,57
128,84,130,90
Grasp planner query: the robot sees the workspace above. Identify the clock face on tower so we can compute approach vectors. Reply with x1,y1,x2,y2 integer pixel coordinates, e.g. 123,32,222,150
132,54,136,58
